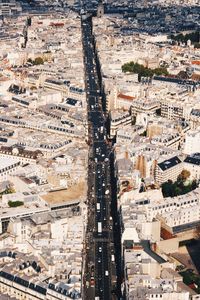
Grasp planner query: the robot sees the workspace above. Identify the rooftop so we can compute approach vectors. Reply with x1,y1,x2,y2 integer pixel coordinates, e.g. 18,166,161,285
0,157,19,170
41,181,87,205
184,153,200,166
158,156,181,171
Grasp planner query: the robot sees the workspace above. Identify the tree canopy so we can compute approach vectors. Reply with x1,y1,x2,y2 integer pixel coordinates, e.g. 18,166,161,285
161,171,197,198
8,201,24,208
27,57,44,65
177,169,191,182
122,61,168,81
171,31,200,44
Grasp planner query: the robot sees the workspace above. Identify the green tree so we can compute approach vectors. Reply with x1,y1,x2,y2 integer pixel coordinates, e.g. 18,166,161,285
154,67,169,76
8,201,24,207
122,61,168,81
174,184,181,196
139,130,147,137
161,180,174,197
171,31,200,44
191,180,198,190
162,176,197,198
27,58,33,63
178,169,191,182
34,57,44,65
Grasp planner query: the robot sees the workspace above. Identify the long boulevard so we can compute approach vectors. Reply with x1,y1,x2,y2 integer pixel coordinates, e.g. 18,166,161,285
81,14,117,300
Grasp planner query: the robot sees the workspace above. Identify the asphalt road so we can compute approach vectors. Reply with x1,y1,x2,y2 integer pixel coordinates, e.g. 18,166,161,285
82,15,115,300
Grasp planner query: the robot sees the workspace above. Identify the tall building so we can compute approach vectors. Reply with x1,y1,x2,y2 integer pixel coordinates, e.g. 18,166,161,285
184,129,200,155
97,1,104,18
0,0,22,16
154,156,182,185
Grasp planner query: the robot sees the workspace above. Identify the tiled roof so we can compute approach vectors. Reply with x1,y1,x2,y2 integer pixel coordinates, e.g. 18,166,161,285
117,93,135,101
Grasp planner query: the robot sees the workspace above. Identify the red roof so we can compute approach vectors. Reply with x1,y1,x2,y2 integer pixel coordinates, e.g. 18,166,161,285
192,61,200,65
117,93,135,101
192,74,200,80
50,22,64,27
188,283,196,289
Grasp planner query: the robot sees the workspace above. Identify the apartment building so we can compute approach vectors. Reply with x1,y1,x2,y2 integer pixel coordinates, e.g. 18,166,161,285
136,188,200,228
0,270,81,300
116,125,144,144
0,146,43,165
110,109,132,137
131,98,160,117
184,153,200,180
123,245,191,300
184,129,200,155
160,203,200,229
0,158,20,181
190,109,200,129
0,0,22,16
115,93,135,110
0,203,84,298
161,98,193,121
43,79,69,95
129,144,179,180
151,132,181,150
154,156,182,185
121,185,200,233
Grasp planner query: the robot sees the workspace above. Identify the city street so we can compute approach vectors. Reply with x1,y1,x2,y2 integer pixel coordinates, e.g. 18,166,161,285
81,15,116,300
